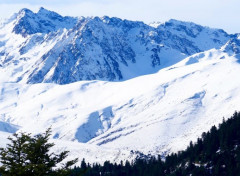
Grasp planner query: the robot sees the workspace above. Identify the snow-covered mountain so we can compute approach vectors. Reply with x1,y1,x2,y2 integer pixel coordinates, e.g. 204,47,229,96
0,8,240,164
0,8,231,84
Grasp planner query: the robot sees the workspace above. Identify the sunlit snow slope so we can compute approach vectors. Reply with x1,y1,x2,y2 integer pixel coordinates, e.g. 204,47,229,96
0,8,240,164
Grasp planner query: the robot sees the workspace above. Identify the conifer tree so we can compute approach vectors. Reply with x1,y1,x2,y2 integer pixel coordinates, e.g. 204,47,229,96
0,132,30,176
0,128,78,176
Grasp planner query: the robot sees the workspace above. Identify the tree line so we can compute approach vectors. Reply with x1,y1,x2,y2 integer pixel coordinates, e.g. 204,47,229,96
2,111,240,175
70,111,240,176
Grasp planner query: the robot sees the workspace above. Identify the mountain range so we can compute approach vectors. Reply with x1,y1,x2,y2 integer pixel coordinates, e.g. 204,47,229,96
0,7,240,164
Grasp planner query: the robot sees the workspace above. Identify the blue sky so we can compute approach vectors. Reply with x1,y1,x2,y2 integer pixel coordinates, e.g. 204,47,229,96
0,0,239,33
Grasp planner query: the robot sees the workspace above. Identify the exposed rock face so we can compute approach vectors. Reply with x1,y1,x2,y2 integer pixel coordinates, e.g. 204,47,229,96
0,8,233,84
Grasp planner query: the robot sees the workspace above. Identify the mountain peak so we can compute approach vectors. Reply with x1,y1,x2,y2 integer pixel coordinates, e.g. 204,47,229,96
38,7,52,15
38,7,48,12
37,7,61,18
17,8,34,17
12,7,77,37
18,8,33,14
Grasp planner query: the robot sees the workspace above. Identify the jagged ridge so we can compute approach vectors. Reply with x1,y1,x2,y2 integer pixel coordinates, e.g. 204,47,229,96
0,8,235,84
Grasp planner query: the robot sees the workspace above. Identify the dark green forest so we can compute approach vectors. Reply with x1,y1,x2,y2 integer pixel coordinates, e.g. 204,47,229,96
1,112,240,176
69,112,240,176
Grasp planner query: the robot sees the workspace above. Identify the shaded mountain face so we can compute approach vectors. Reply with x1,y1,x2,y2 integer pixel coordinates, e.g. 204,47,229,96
222,37,240,58
13,8,78,36
0,8,234,84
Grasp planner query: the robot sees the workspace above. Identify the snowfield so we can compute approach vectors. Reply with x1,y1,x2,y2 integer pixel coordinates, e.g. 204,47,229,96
1,49,240,164
0,8,240,165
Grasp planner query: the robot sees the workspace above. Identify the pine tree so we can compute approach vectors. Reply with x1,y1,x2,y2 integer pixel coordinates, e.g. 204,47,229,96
0,128,78,176
0,132,30,176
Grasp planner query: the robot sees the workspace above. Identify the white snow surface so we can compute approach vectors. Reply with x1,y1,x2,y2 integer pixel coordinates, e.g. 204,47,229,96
1,48,240,164
0,8,240,165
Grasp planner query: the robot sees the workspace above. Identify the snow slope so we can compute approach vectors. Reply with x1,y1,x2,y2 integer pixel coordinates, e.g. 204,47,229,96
0,8,240,164
1,47,240,163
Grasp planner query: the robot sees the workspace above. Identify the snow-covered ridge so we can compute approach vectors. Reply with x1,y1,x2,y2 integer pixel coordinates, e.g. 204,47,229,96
0,7,234,84
13,7,78,36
